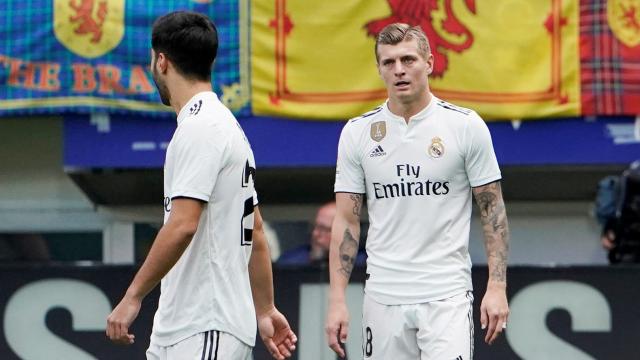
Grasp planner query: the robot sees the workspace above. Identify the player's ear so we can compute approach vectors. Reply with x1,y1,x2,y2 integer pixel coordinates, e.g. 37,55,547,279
426,53,434,75
156,52,169,74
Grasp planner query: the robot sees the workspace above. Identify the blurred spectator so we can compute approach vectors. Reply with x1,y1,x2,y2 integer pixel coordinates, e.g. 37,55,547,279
278,202,366,266
0,233,50,262
595,160,640,263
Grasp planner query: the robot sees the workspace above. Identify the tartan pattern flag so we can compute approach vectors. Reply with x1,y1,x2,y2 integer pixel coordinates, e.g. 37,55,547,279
580,0,640,115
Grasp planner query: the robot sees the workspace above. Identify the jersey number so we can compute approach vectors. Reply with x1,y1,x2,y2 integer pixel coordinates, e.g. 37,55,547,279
241,160,256,246
364,326,373,357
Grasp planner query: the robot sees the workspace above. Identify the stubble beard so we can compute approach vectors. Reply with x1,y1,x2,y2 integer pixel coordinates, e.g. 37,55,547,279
152,67,171,106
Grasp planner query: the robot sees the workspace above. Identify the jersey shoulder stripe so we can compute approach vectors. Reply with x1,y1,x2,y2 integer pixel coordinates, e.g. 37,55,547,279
182,99,207,122
348,106,383,123
436,100,473,115
189,99,203,116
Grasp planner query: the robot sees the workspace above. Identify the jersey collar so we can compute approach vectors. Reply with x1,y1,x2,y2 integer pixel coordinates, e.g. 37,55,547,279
176,91,218,124
383,93,438,123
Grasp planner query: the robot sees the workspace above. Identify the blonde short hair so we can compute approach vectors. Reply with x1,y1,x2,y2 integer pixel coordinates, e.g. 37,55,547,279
375,23,431,63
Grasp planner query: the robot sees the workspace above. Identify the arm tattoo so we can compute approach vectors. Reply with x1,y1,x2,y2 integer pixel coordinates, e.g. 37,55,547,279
349,194,363,217
338,229,359,278
474,182,509,283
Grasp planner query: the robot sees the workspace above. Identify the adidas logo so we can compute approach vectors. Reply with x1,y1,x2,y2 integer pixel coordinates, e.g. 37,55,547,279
189,99,203,115
369,145,386,157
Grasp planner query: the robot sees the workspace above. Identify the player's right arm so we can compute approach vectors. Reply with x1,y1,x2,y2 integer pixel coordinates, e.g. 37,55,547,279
106,198,203,345
325,192,362,358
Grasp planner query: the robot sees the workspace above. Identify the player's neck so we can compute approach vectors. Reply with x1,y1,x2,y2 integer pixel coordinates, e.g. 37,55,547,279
388,91,432,123
168,78,212,115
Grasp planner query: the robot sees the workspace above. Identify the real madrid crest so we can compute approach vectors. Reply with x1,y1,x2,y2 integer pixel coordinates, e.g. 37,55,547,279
428,137,445,158
370,121,386,142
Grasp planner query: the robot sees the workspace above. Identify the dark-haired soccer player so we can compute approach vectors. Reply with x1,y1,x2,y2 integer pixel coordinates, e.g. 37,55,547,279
106,11,296,360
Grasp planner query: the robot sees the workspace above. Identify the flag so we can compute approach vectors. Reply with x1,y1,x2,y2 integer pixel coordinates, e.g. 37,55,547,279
251,0,581,120
580,0,640,115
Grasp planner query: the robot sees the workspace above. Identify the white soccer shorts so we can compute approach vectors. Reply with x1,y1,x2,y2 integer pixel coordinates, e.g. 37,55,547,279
146,330,252,360
362,291,474,360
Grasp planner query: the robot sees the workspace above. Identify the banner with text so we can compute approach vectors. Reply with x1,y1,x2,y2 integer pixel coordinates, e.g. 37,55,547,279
0,265,638,359
0,0,250,117
252,0,581,121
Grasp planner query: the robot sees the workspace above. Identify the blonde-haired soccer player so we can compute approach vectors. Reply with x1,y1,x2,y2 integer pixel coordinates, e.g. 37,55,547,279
326,23,510,360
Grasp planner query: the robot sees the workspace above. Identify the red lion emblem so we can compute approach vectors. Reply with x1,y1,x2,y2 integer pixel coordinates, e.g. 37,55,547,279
366,0,477,77
621,3,640,31
69,0,108,43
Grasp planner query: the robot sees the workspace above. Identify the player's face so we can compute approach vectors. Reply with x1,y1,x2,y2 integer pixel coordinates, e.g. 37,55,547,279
150,50,171,106
377,39,433,105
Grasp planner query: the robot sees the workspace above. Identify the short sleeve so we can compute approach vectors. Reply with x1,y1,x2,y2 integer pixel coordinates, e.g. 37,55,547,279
464,113,502,187
334,123,366,193
169,120,226,201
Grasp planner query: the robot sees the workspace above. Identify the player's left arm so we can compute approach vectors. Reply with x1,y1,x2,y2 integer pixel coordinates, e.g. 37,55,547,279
473,180,510,345
106,198,204,345
249,206,297,359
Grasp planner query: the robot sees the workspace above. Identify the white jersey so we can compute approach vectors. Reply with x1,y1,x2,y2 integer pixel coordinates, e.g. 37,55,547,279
151,91,257,347
334,95,501,305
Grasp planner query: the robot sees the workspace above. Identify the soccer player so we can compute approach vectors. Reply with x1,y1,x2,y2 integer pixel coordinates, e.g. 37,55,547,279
106,11,296,360
325,23,510,359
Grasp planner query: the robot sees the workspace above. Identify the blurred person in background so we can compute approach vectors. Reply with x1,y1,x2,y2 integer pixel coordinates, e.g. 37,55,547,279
596,160,640,263
326,23,510,359
0,233,49,262
278,202,365,266
106,11,296,359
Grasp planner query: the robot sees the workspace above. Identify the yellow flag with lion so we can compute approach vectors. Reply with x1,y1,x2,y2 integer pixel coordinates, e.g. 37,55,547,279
252,0,579,121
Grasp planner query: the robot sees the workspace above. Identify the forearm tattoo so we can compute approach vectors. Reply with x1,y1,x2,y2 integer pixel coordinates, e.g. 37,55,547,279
339,229,359,277
475,182,509,283
337,194,362,278
350,194,362,217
